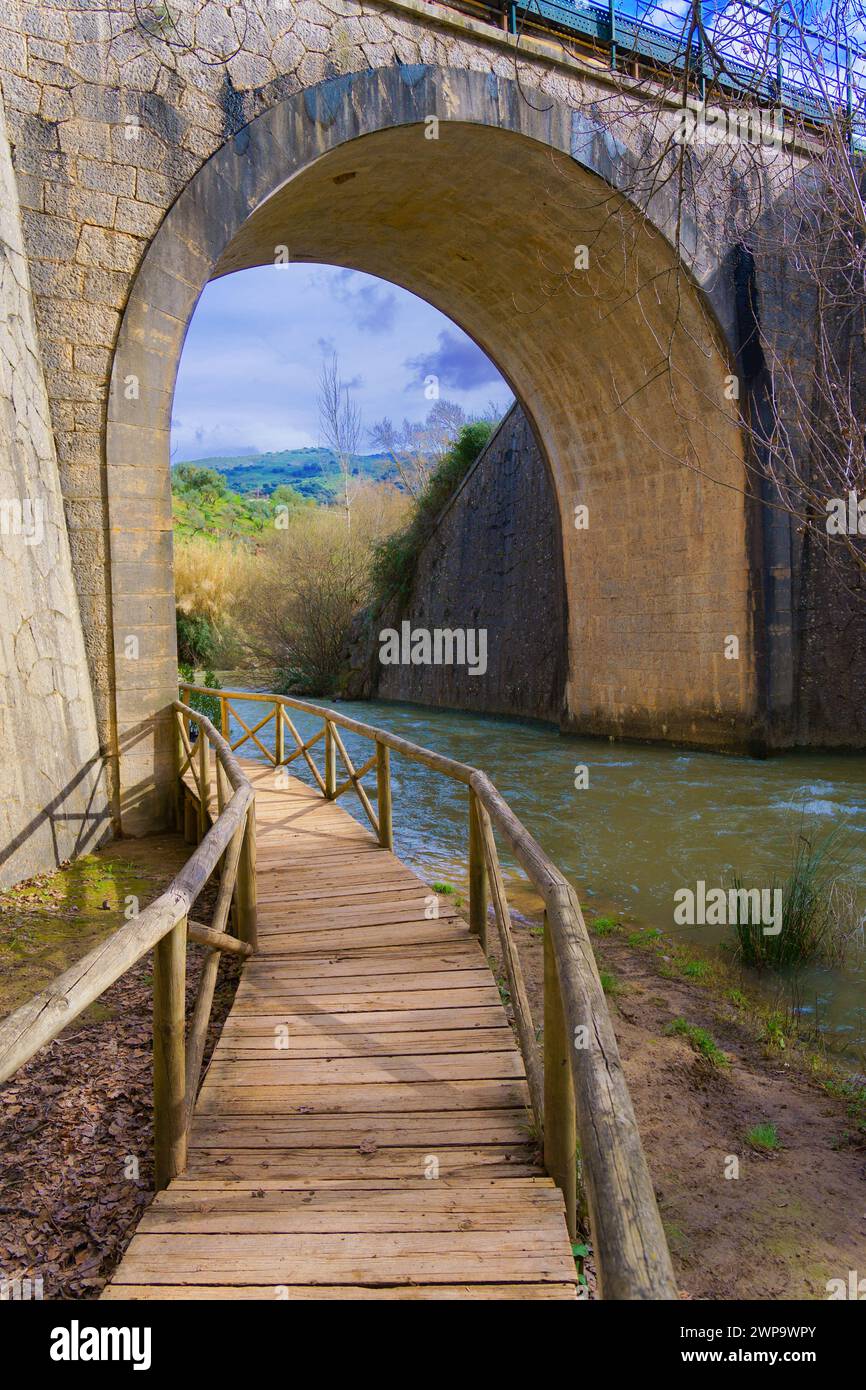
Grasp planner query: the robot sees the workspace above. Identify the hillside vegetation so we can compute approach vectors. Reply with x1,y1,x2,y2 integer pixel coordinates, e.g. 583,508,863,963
173,418,496,695
175,446,397,504
172,463,312,541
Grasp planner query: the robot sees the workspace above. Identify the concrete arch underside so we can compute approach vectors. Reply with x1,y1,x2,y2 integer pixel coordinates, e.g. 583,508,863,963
108,64,756,834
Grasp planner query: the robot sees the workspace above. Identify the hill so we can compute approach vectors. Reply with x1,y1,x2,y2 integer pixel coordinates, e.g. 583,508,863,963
174,447,398,503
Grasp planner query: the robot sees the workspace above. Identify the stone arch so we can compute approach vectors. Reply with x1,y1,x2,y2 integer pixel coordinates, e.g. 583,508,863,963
107,64,753,832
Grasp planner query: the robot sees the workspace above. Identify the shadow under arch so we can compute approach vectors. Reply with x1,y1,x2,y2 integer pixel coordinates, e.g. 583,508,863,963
107,64,755,834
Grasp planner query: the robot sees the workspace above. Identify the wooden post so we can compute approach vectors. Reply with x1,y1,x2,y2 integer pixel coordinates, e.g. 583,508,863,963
274,702,284,767
153,917,187,1190
172,711,183,832
324,721,336,799
235,803,258,950
376,741,393,850
216,759,230,816
543,913,577,1239
197,732,209,842
183,790,196,845
468,789,488,952
220,695,229,742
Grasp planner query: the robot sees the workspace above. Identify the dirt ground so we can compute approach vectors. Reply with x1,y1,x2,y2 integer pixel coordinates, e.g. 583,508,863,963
491,907,866,1301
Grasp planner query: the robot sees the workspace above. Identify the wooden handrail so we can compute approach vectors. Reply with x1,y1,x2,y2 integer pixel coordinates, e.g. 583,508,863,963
181,682,677,1299
0,702,257,1194
180,684,475,785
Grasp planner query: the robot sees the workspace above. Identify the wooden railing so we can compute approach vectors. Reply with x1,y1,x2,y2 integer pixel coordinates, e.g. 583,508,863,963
181,683,677,1300
0,703,257,1192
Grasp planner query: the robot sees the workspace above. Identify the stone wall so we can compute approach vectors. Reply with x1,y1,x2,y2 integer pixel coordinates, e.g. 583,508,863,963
355,381,866,753
0,0,859,872
351,404,568,722
0,91,108,888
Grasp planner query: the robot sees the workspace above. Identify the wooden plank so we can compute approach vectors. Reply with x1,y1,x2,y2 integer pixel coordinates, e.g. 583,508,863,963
179,1149,542,1181
250,924,470,954
188,1110,533,1147
103,1283,577,1300
201,1051,526,1084
153,1181,563,1207
195,1079,530,1115
218,1007,507,1033
104,763,578,1302
137,1208,565,1233
213,1028,516,1057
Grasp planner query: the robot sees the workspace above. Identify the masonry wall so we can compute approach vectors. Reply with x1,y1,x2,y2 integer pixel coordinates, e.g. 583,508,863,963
350,405,568,722
0,0,861,880
355,383,866,752
0,92,109,888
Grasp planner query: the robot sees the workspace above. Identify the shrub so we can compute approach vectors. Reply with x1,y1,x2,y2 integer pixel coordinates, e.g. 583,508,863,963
728,822,861,969
371,420,494,606
237,482,406,695
176,610,218,667
178,663,222,730
174,535,255,665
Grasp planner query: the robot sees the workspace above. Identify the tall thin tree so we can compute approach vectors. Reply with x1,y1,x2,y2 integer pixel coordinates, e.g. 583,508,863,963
318,352,362,533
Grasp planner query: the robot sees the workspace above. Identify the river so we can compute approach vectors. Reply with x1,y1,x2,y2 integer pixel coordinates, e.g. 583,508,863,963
218,683,866,1050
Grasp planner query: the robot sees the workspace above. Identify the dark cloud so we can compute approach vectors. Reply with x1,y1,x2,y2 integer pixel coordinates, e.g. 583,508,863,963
404,330,501,391
329,271,397,334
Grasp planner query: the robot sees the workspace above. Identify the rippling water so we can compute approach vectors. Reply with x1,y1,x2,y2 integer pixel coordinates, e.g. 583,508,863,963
219,680,866,1047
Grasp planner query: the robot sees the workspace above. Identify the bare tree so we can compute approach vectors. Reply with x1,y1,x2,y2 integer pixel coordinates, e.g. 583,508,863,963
370,398,503,498
504,0,866,586
318,352,362,533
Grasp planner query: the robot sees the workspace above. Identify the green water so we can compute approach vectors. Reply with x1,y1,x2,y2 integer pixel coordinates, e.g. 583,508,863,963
219,683,866,1049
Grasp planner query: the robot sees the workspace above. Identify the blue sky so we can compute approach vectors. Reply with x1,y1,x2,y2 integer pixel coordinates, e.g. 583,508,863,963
170,265,513,462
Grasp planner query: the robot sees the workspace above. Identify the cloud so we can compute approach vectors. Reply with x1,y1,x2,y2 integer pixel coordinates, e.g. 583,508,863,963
328,269,397,334
404,330,503,391
170,265,511,461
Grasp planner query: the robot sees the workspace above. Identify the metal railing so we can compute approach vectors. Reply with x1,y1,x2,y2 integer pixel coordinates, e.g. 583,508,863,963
491,0,866,141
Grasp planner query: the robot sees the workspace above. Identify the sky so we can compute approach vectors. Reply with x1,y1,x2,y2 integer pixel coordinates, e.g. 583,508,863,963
170,265,513,462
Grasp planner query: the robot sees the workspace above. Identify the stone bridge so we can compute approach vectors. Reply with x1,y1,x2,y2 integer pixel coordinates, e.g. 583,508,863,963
0,0,855,887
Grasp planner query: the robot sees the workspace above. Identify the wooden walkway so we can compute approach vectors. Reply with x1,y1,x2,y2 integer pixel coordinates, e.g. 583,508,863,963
105,761,578,1299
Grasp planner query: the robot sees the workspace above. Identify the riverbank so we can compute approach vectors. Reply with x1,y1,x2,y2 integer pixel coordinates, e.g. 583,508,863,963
0,835,241,1299
485,901,866,1300
3,787,864,1299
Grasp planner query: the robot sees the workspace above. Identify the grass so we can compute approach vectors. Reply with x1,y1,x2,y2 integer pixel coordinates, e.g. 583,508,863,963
590,915,620,937
431,881,456,895
728,822,862,970
489,958,511,1007
761,1011,790,1051
682,959,711,980
599,970,621,996
746,1122,780,1152
571,1242,590,1288
821,1076,866,1139
666,1017,730,1067
627,927,661,946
